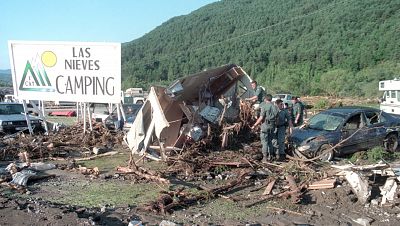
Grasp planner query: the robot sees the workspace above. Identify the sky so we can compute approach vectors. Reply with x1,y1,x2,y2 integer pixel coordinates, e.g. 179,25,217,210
0,0,218,70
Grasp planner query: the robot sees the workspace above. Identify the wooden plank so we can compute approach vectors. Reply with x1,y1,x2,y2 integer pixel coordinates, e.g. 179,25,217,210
211,161,250,167
308,179,336,190
149,146,183,151
179,103,193,120
140,120,155,155
262,179,276,196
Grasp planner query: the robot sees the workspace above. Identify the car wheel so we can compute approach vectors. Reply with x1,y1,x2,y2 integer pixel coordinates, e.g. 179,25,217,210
384,133,398,152
316,144,334,162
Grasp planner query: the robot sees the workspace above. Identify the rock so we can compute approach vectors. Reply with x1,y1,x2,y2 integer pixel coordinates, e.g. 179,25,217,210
271,189,280,195
381,178,397,206
344,171,371,204
159,220,178,226
193,213,201,218
305,210,315,216
99,174,112,180
370,199,379,206
93,147,107,155
75,208,86,214
128,220,143,226
352,217,374,226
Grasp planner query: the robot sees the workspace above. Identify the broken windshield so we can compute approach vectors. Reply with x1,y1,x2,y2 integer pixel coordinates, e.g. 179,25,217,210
307,112,345,131
0,104,24,115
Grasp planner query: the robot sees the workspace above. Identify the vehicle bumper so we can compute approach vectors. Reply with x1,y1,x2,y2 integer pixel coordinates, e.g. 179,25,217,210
0,123,43,133
292,142,320,158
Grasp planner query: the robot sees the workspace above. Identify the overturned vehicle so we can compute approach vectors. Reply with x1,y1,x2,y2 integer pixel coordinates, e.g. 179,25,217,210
291,106,400,161
124,64,256,160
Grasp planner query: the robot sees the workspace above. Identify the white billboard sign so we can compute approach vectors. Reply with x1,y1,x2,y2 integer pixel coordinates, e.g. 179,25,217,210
8,41,121,103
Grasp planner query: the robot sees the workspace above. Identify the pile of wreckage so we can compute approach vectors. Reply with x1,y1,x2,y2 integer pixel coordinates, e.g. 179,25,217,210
0,121,125,161
1,64,399,225
125,64,257,161
120,64,400,222
132,159,400,223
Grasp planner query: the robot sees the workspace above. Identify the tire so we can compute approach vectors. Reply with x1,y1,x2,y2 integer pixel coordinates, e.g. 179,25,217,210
384,133,399,152
316,144,334,162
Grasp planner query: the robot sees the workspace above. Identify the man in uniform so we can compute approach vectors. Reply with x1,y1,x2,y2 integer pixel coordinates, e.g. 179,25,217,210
297,96,308,119
251,94,278,162
275,99,293,161
291,96,304,127
246,80,265,110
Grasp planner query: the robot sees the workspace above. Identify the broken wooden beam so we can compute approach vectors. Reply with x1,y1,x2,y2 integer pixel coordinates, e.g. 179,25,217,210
116,166,169,184
308,178,336,190
262,179,276,196
210,161,250,167
245,186,306,208
74,151,119,161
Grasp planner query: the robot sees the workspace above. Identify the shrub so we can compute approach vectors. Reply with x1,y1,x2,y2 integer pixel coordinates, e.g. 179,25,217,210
367,146,389,163
314,99,329,110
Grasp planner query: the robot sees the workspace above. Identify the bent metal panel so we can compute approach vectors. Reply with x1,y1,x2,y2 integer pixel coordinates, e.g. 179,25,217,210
8,41,121,103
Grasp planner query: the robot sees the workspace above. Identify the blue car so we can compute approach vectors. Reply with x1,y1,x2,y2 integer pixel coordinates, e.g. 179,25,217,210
291,106,400,161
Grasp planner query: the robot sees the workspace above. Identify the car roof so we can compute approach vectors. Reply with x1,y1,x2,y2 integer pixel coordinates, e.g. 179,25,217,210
323,106,379,115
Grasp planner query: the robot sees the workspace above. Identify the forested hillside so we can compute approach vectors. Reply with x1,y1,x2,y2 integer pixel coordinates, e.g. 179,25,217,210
122,0,400,97
0,69,11,87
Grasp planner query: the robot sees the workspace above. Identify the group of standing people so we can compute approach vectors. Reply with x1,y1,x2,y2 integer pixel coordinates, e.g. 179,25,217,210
246,80,305,162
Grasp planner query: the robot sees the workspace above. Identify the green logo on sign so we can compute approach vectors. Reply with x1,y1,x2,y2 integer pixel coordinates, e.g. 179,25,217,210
19,60,55,92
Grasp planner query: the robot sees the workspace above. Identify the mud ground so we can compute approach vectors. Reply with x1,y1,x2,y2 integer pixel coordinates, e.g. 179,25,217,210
1,146,400,226
0,95,398,226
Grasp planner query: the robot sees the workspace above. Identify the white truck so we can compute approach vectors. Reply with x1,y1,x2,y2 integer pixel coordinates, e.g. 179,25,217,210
123,88,146,104
379,78,400,115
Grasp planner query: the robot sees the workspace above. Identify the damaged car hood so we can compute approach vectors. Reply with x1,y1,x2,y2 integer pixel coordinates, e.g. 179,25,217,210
291,127,330,145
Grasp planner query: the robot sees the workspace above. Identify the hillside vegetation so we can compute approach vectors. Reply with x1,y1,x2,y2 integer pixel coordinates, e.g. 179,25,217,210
0,69,12,87
121,0,400,97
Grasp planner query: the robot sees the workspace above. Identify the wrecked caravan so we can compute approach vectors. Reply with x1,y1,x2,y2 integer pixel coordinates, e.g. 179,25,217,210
125,64,255,160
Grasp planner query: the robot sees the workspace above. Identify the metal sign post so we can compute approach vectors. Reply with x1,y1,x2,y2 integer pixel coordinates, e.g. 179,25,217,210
83,102,87,134
87,103,93,131
21,100,33,135
29,100,49,134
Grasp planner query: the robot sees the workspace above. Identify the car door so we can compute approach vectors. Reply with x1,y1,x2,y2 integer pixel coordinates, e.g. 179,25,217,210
339,113,369,154
364,110,387,148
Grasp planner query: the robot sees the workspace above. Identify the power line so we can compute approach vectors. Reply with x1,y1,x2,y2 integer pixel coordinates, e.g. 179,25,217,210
124,0,348,71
